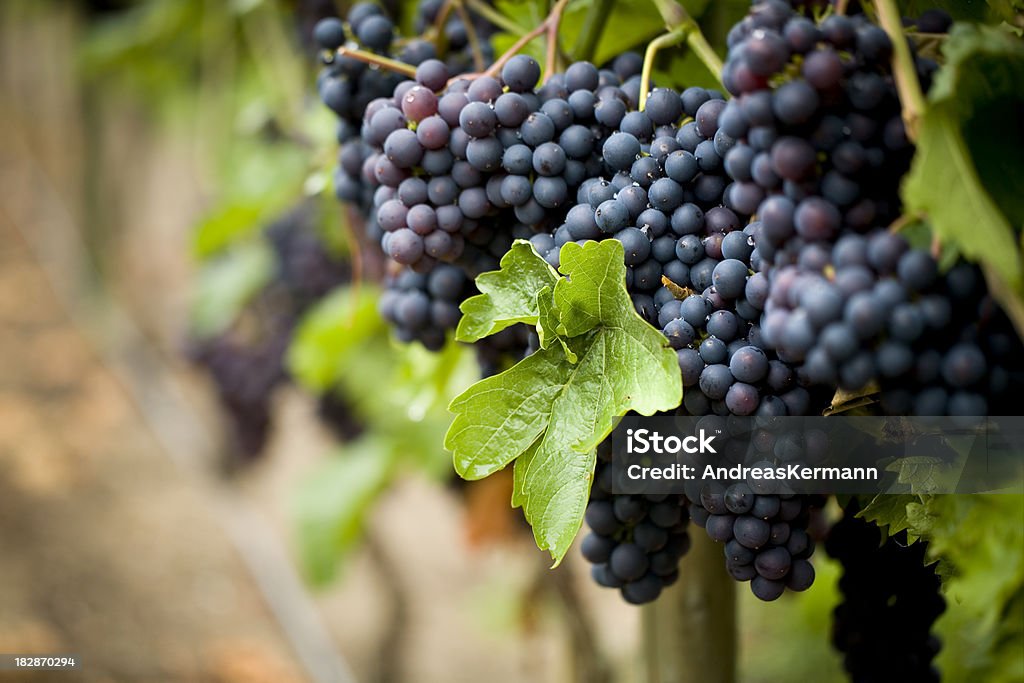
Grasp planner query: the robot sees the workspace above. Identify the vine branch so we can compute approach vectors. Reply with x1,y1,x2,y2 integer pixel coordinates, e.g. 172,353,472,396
480,21,549,79
464,0,526,37
649,0,724,89
545,0,572,78
454,0,570,83
454,0,487,71
873,0,927,141
429,0,457,46
334,46,419,78
639,27,690,111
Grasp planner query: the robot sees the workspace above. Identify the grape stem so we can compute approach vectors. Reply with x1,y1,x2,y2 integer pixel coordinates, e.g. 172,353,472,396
334,45,419,78
450,0,571,84
478,21,548,79
649,0,725,89
873,0,927,141
454,0,487,71
639,27,690,111
464,0,527,37
429,0,457,47
835,0,850,15
545,0,572,78
571,0,613,62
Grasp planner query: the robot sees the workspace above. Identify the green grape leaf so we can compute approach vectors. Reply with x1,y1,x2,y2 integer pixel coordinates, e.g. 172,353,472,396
292,440,398,585
446,240,681,563
925,495,1024,682
456,241,559,343
903,24,1024,323
536,285,576,361
855,493,924,538
287,286,385,393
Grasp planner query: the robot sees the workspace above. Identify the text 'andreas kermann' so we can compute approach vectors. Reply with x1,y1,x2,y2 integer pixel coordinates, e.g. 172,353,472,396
622,429,880,482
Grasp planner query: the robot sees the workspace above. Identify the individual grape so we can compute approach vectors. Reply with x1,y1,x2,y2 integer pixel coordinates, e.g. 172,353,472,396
750,575,786,601
387,228,425,264
733,515,770,549
699,364,734,400
467,75,502,103
616,227,652,266
384,128,423,168
533,176,569,209
501,54,541,92
520,112,556,146
532,142,567,176
595,200,630,233
622,573,664,604
602,132,641,171
712,259,749,299
313,17,346,51
581,533,616,563
401,85,439,122
356,14,394,51
728,346,768,383
458,101,497,138
415,58,449,91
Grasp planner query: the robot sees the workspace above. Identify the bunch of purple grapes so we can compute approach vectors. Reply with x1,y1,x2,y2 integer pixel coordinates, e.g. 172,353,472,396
827,505,945,682
189,205,354,460
582,440,692,604
311,0,1024,606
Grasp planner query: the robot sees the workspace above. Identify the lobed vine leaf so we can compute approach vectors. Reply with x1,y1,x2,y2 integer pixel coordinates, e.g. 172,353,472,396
903,24,1024,328
456,241,559,343
446,239,681,563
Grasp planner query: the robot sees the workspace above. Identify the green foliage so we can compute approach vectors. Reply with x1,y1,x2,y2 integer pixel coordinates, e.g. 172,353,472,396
855,492,1024,682
287,286,386,393
490,0,714,77
903,23,1024,322
446,240,681,563
287,287,479,580
189,240,273,338
856,493,925,539
456,241,560,342
293,439,399,585
928,496,1024,683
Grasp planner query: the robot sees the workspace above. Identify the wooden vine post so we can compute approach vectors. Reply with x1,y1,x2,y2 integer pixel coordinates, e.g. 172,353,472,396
641,533,737,683
637,1,734,680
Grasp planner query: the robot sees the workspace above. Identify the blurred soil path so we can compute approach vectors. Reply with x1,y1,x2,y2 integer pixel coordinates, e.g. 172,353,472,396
0,212,313,683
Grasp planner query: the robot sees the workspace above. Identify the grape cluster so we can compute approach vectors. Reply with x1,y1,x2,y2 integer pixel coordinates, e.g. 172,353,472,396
316,2,500,220
265,208,351,306
581,441,692,604
721,1,913,237
827,506,945,682
190,205,354,460
315,5,411,158
762,233,1024,415
689,479,822,600
189,320,292,458
361,53,660,271
311,0,1024,608
378,263,470,350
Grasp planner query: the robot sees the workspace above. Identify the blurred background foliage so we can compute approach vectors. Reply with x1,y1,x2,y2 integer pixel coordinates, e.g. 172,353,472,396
50,0,1024,681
